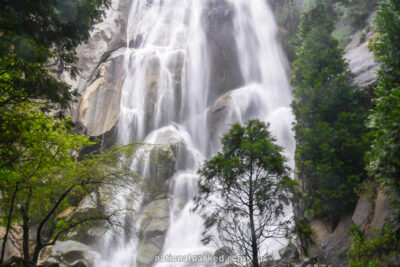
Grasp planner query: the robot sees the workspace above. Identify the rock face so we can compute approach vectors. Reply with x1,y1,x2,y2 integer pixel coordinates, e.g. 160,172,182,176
306,183,395,266
78,55,124,136
0,227,20,262
308,220,332,257
344,12,379,90
43,241,100,267
58,0,129,136
319,215,354,266
203,0,244,104
352,184,394,239
136,198,170,267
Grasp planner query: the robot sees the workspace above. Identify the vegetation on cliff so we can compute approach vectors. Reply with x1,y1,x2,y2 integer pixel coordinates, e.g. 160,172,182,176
291,0,368,226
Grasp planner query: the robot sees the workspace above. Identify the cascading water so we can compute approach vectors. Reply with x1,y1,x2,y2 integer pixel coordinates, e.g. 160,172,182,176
98,0,295,266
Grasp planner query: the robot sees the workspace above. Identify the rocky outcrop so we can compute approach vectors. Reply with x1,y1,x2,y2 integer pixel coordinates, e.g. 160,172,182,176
62,0,128,94
136,198,170,267
78,54,124,136
319,215,354,266
56,0,129,136
307,220,332,257
305,182,395,266
269,0,379,90
203,0,244,104
344,12,379,90
43,241,99,267
352,184,394,239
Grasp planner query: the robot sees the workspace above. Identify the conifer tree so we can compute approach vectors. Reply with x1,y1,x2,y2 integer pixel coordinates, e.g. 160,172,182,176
291,0,368,225
367,0,400,218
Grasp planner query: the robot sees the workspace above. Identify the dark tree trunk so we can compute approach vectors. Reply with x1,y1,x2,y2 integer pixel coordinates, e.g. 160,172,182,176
0,183,18,264
31,245,42,265
22,212,30,266
21,189,32,267
249,168,259,267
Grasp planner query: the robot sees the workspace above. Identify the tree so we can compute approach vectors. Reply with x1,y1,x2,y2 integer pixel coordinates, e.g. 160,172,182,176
0,0,110,109
367,0,400,219
291,0,368,225
0,106,140,266
195,120,295,267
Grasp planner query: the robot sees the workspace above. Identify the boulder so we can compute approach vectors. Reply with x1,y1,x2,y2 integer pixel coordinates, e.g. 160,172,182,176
43,241,99,267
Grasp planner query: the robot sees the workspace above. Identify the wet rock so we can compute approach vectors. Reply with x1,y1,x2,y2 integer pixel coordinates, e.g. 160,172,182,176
206,92,233,153
140,199,170,237
279,243,299,261
136,198,170,267
136,243,161,267
203,0,244,104
146,146,176,195
43,241,99,267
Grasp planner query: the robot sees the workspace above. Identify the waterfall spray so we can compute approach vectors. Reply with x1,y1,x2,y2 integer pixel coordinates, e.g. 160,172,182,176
98,0,294,266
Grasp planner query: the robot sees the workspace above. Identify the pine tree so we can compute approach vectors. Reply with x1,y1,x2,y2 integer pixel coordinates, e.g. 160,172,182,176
291,0,368,225
196,120,294,267
367,0,400,218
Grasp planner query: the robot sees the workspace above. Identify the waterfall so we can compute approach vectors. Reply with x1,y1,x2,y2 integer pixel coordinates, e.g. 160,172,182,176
97,0,294,266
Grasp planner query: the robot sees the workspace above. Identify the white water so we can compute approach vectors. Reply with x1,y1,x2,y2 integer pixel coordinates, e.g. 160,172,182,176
98,0,294,266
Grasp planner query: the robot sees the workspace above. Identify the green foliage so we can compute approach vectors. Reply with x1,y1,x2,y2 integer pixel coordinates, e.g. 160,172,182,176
349,225,400,267
366,0,400,220
0,0,110,109
293,218,314,256
196,120,295,266
0,103,139,264
291,0,368,225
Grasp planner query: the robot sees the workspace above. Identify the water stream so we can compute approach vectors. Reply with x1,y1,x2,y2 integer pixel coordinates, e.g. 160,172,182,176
98,0,294,266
